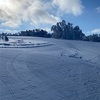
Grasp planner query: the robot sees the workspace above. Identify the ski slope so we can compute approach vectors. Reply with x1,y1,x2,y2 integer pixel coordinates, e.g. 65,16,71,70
0,36,100,100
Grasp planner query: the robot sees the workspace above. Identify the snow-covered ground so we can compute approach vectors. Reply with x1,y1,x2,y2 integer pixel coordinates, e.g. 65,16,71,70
0,37,51,48
0,36,100,100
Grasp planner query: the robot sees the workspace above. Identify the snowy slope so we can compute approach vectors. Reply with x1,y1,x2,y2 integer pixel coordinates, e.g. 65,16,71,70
0,36,100,100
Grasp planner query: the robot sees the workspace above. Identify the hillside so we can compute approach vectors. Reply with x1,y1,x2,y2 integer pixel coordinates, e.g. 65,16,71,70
0,36,100,100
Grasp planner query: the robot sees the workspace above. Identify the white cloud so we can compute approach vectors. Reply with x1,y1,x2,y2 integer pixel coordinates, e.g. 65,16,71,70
52,0,84,16
0,0,60,28
24,7,60,25
42,27,51,33
0,28,18,33
91,28,100,34
85,28,100,35
1,20,21,28
96,7,100,13
0,0,83,28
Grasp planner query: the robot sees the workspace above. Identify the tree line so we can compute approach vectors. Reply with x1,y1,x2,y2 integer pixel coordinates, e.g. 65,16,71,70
0,20,100,42
51,20,100,42
7,29,51,38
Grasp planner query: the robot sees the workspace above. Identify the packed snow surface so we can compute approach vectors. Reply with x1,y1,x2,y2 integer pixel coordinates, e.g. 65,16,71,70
0,36,100,100
0,37,51,48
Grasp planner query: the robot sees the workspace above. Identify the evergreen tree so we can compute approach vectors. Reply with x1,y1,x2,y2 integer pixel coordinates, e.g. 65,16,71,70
51,20,85,40
5,35,9,41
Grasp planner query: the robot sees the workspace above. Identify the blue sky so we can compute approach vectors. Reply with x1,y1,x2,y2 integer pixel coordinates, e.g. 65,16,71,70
0,0,100,35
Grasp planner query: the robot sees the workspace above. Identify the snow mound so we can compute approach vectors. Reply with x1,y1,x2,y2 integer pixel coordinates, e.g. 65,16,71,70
68,51,82,59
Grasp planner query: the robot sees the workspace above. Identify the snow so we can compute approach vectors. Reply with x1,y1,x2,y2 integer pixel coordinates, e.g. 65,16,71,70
0,37,52,48
0,36,100,100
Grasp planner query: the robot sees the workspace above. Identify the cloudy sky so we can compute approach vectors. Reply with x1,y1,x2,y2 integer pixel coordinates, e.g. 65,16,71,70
0,0,100,35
